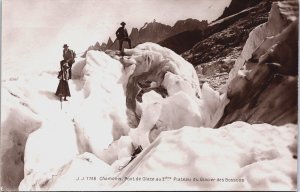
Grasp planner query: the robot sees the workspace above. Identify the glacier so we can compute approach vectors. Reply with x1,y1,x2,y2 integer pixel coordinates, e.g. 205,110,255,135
1,42,296,191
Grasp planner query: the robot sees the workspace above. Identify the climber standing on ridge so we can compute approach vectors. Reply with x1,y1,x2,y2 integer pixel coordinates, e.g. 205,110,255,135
60,44,76,79
116,22,132,54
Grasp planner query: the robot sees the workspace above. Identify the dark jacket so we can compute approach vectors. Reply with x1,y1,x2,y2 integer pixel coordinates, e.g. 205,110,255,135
63,49,75,63
116,27,129,39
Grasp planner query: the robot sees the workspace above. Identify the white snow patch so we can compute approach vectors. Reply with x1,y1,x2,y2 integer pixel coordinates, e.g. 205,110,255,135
113,122,297,191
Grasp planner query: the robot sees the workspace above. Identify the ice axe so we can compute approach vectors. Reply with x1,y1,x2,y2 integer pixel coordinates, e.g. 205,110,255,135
59,93,63,110
58,70,64,110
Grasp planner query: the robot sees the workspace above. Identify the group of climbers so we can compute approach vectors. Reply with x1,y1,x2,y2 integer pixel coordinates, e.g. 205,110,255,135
55,44,75,101
54,21,142,164
55,22,131,101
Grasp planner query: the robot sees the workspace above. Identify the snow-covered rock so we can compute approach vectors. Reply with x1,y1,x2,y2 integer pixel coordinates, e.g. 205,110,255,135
227,1,295,82
182,0,271,67
217,1,298,126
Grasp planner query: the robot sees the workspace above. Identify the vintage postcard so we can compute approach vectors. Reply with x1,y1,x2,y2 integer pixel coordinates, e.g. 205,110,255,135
1,0,298,191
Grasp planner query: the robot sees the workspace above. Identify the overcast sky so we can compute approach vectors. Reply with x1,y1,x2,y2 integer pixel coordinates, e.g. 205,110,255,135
2,0,231,75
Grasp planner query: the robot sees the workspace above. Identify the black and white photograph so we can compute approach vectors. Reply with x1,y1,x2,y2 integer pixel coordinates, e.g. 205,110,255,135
1,0,298,191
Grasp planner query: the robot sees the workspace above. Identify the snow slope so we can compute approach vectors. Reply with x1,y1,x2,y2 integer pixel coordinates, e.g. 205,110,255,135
1,41,297,191
112,122,297,191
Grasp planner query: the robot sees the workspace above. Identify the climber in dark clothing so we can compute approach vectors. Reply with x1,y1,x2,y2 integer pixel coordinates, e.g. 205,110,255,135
55,62,71,101
116,22,132,53
60,44,75,79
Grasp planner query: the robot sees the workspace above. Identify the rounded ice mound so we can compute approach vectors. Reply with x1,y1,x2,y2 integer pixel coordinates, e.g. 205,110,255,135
120,42,201,116
116,43,229,148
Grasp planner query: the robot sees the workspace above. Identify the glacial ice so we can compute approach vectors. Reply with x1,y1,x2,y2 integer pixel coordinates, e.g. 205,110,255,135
0,42,296,191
